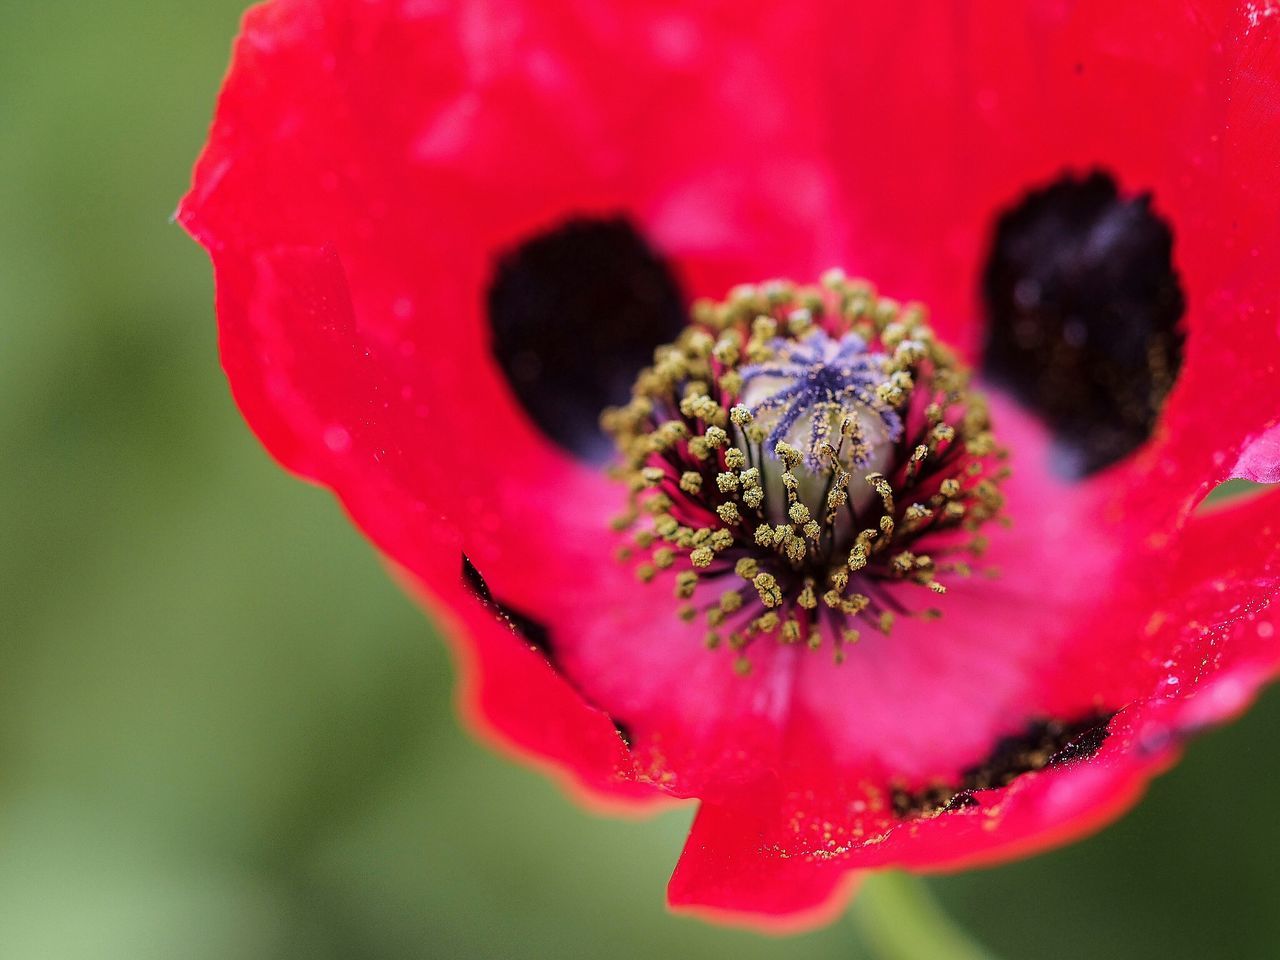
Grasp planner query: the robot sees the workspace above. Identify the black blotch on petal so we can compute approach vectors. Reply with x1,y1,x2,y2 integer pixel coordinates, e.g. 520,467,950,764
613,720,634,749
892,711,1115,819
460,554,554,660
1049,716,1112,766
487,216,687,461
982,171,1185,477
963,712,1114,790
460,553,635,755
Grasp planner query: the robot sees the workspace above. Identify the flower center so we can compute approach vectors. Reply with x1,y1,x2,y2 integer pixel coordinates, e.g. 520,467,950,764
602,272,1008,670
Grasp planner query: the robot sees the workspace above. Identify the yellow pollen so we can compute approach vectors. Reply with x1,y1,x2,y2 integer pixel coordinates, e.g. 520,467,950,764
753,573,783,608
754,611,780,633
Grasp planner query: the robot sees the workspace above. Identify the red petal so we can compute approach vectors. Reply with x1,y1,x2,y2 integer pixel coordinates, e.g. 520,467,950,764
202,240,652,801
180,0,851,803
668,800,860,932
819,1,1280,511
180,0,865,793
668,486,1280,921
412,574,659,809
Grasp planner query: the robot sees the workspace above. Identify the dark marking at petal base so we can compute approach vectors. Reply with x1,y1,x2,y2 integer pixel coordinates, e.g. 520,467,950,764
613,720,634,749
460,555,636,755
487,216,686,461
982,171,1185,477
892,711,1115,819
461,554,554,659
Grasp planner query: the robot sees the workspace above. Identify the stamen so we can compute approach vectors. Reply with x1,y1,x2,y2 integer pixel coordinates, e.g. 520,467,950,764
602,274,1009,664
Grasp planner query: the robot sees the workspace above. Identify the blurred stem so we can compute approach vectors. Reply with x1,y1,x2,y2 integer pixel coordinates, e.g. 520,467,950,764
851,872,996,960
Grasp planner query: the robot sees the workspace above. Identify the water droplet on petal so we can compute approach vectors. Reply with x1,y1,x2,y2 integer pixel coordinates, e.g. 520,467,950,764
324,424,352,454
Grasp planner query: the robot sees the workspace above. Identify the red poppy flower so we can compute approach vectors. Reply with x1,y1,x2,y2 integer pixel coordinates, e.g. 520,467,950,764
181,0,1280,932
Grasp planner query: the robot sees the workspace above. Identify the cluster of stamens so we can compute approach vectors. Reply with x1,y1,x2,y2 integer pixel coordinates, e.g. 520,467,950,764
602,272,1009,672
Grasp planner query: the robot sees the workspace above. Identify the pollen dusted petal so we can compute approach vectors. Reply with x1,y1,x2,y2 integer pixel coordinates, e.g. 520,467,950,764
669,799,858,927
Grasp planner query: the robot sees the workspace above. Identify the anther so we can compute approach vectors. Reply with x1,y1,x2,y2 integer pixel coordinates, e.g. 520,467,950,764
753,573,783,608
674,571,698,599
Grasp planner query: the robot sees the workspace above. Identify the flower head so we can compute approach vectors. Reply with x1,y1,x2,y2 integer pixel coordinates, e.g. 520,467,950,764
181,0,1280,932
604,277,1006,666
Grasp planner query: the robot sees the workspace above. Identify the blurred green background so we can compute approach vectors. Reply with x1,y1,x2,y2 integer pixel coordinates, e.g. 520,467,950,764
3,2,1279,958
